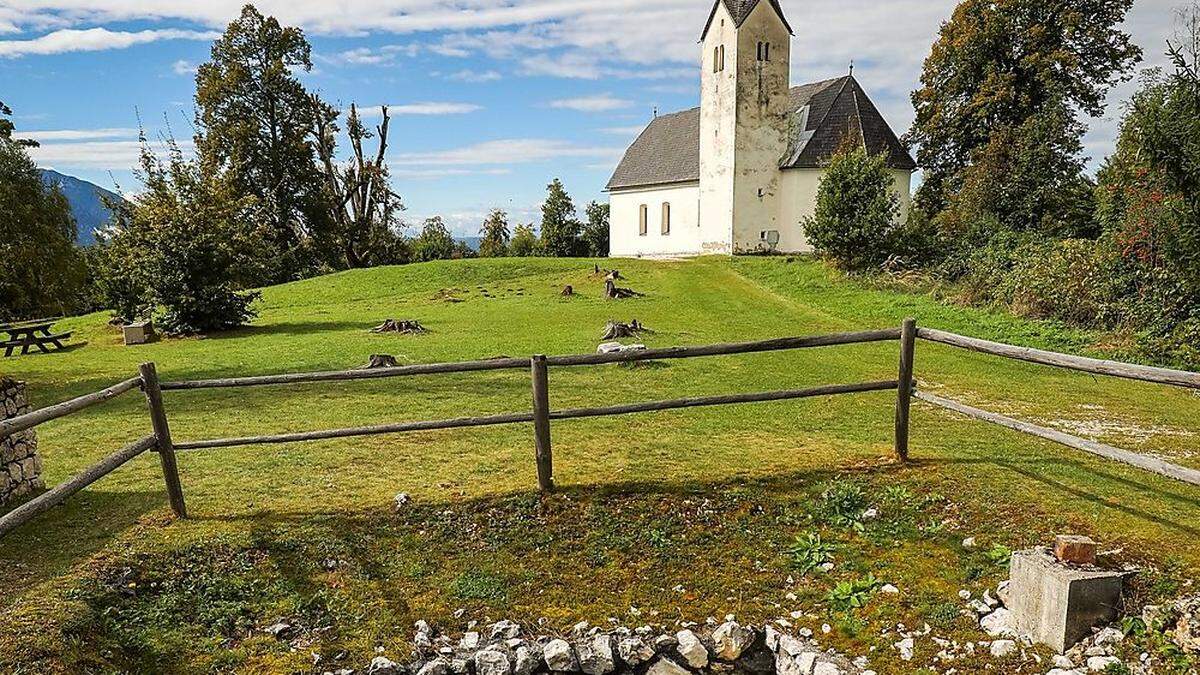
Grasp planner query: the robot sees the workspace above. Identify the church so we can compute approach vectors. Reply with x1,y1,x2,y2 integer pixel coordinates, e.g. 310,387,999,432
606,0,916,257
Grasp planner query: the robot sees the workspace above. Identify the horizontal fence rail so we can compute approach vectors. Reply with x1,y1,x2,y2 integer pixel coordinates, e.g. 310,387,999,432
158,328,902,391
0,435,157,539
173,380,899,451
917,327,1200,390
915,390,1200,487
0,376,142,441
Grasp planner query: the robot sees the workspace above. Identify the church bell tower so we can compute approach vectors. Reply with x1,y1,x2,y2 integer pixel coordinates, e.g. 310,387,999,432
698,0,793,253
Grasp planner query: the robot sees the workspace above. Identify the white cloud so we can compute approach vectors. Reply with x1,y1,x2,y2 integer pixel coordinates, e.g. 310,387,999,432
23,128,139,141
0,27,218,58
352,102,483,117
171,59,198,75
548,94,634,112
447,68,503,82
28,138,193,170
390,138,623,166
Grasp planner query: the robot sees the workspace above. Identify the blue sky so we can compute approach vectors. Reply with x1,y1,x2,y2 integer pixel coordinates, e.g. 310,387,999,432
0,0,1181,236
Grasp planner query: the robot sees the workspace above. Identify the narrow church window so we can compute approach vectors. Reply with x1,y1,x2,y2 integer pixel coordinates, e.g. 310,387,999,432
756,42,762,61
765,42,770,61
661,203,671,235
713,47,719,73
638,205,648,235
718,45,725,72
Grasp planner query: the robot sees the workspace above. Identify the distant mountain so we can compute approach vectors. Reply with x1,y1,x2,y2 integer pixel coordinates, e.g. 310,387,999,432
39,169,124,245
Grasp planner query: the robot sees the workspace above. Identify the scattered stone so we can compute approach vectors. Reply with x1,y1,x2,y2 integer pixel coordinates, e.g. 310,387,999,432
1086,655,1120,671
645,656,690,675
996,580,1011,607
894,638,914,661
417,659,451,675
576,635,615,675
475,648,512,675
1173,594,1200,653
265,621,294,638
460,632,481,650
1054,535,1098,565
958,589,972,600
491,620,521,641
980,608,1014,637
962,536,977,549
1052,655,1075,669
514,646,538,675
880,584,899,594
712,621,755,661
544,639,577,672
989,640,1017,658
616,636,655,667
674,630,708,669
393,492,412,511
367,656,402,675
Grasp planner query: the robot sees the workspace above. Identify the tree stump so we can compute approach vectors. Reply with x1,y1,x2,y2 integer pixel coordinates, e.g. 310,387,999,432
604,279,642,300
601,319,651,340
370,319,427,334
561,285,574,296
362,354,399,369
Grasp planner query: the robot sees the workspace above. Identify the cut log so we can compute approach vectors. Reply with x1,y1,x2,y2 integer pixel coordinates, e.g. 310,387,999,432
604,279,642,300
370,319,427,334
362,354,400,369
601,319,652,340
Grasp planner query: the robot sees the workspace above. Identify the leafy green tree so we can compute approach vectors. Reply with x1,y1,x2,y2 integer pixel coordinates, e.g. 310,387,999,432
509,223,539,257
478,209,510,257
803,144,899,271
412,216,457,262
95,138,260,333
907,0,1140,216
0,104,86,321
583,201,610,257
194,4,336,284
538,178,582,257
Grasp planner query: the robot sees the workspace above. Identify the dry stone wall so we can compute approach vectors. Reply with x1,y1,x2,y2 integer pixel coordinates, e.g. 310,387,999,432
1,378,43,504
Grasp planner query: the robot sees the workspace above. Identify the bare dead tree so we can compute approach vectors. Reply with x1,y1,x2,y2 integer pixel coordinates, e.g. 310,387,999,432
312,101,404,268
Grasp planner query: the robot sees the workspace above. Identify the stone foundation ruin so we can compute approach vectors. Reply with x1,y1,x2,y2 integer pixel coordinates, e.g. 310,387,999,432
1,378,43,505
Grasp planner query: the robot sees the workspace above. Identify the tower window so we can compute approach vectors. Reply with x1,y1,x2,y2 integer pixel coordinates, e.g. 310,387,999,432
661,203,671,235
638,204,648,236
757,41,770,61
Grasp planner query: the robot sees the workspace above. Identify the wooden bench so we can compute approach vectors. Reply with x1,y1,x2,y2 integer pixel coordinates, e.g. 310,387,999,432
2,326,72,357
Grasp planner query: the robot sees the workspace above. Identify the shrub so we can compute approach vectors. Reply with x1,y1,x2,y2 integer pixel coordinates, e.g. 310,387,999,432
817,481,868,531
412,216,458,262
509,224,539,257
826,573,882,612
787,533,837,574
803,144,899,272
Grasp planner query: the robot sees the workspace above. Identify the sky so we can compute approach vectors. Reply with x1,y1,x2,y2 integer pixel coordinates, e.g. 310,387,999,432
0,0,1184,236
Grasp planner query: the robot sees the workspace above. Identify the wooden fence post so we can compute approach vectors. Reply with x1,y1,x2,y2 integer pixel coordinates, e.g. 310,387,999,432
894,318,917,462
530,354,554,492
139,362,188,518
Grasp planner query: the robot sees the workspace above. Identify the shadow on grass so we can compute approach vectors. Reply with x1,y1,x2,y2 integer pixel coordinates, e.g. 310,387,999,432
202,320,375,340
0,488,165,608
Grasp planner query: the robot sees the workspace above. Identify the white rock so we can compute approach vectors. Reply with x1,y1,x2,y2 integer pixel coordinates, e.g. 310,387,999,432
819,562,835,572
674,630,708,669
514,647,537,675
1046,669,1084,675
712,621,755,661
645,657,690,675
617,637,654,666
996,580,1011,606
265,621,293,638
1087,656,1120,671
821,623,832,634
459,632,481,650
983,589,999,608
989,640,1017,658
368,656,403,675
881,584,899,594
894,638,915,661
764,625,782,653
417,659,451,675
797,627,813,638
475,649,512,675
1052,655,1075,669
776,650,818,675
1092,627,1124,647
962,536,977,549
576,635,615,675
958,589,972,600
394,492,412,510
863,508,879,519
491,620,521,641
813,661,843,675
544,639,577,672
980,608,1014,637
414,619,433,635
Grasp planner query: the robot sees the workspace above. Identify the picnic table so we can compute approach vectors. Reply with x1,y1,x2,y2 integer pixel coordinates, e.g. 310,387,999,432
1,320,72,357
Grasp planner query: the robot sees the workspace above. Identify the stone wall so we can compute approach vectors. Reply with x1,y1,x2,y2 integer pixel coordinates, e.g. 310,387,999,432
1,378,43,505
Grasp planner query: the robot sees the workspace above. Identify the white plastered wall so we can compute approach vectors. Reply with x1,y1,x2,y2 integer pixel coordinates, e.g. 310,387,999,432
609,182,701,257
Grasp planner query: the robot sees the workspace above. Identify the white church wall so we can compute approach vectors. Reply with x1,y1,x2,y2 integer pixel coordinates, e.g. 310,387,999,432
609,182,701,258
764,168,914,254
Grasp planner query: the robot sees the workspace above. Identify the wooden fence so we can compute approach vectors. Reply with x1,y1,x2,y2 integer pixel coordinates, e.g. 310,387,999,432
1,319,1197,541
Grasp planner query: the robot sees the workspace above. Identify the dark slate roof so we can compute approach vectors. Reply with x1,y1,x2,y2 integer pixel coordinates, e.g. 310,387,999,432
700,0,794,41
605,75,916,191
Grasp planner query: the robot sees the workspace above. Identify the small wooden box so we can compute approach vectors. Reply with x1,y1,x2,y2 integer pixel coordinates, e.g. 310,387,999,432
123,321,153,346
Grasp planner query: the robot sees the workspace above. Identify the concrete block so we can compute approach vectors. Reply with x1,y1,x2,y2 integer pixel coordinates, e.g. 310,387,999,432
1054,535,1097,565
123,321,154,346
1008,547,1124,653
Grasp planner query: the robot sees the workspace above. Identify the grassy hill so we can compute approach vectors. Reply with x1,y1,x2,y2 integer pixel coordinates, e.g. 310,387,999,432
1,257,1197,673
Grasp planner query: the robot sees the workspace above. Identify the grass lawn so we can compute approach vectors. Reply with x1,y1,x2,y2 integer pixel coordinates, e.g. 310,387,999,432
1,256,1197,674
